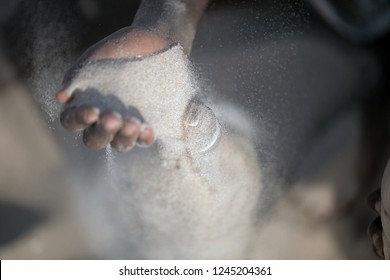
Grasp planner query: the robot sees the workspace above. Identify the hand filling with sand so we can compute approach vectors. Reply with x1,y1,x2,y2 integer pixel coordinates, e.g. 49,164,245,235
60,44,220,155
59,44,261,259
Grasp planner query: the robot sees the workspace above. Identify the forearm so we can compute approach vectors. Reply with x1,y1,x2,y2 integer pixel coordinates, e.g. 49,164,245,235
132,0,210,54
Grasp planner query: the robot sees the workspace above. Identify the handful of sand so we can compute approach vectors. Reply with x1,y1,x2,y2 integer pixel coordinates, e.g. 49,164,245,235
67,45,196,143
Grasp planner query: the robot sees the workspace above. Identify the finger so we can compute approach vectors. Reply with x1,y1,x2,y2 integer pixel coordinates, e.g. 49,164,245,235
368,216,384,258
56,89,72,104
111,118,142,152
368,189,381,215
137,125,155,147
60,106,100,132
83,112,122,150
